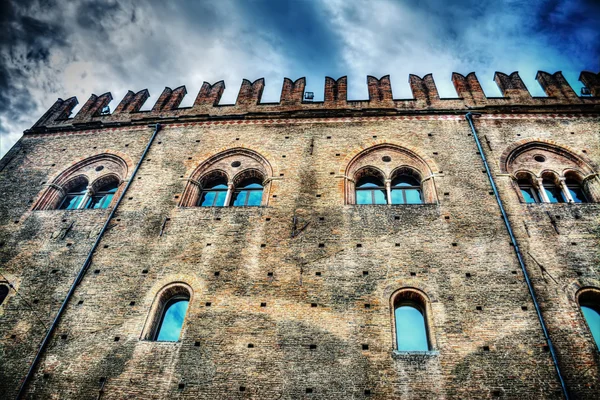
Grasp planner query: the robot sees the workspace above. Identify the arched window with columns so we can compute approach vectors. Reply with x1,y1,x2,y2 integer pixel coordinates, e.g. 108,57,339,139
181,148,273,208
33,153,129,211
501,139,599,204
344,144,437,205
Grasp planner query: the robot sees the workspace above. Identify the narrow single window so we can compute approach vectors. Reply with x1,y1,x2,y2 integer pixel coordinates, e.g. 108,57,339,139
390,175,422,204
59,182,89,210
579,289,600,350
395,304,429,351
199,180,228,207
231,178,263,206
542,178,564,203
88,181,118,209
155,297,189,342
518,179,539,203
566,178,588,203
356,176,387,205
0,284,9,306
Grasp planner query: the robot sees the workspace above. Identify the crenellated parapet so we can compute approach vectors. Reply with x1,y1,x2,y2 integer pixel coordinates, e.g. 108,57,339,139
27,70,600,132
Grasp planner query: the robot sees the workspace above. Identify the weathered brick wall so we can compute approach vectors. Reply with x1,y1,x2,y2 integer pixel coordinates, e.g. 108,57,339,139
1,81,599,399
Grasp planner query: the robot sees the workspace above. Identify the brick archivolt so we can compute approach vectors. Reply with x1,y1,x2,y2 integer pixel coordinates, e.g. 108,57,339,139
343,143,438,204
32,152,130,210
180,148,274,207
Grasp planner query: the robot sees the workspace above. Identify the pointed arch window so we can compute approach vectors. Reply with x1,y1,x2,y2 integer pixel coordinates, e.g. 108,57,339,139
355,170,387,205
517,177,539,203
542,177,565,203
88,181,118,209
578,288,600,350
199,180,228,207
391,175,422,204
59,180,89,210
565,173,588,203
232,178,263,206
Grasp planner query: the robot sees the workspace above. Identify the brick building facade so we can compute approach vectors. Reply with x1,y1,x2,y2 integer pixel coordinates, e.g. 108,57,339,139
0,70,599,399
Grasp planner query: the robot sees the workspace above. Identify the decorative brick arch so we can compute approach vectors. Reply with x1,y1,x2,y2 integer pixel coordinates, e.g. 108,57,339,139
341,142,439,204
180,147,274,207
500,138,599,202
32,151,132,210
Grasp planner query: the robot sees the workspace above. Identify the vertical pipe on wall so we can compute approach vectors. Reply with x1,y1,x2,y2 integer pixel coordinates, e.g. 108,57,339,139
465,113,569,399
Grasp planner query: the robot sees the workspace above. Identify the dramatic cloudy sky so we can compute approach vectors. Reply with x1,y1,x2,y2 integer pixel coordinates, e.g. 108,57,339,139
1,0,599,156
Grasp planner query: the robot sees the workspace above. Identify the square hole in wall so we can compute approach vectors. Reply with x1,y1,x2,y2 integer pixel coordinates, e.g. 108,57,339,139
356,244,362,248
260,244,266,248
465,273,471,278
362,344,369,350
483,345,490,352
239,386,246,392
178,383,185,390
194,341,200,347
306,388,313,394
267,272,273,277
114,336,120,342
410,272,416,276
248,343,254,348
33,299,39,304
311,303,318,308
365,389,371,395
205,302,212,307
521,306,528,311
315,272,321,276
318,243,325,248
476,306,482,311
365,304,371,308
142,269,148,274
77,300,84,305
363,271,369,276
260,302,267,307
94,269,100,274
51,269,58,274
214,271,220,277
309,344,317,350
129,301,136,306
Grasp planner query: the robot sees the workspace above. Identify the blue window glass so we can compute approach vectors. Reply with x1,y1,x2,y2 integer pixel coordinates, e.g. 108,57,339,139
59,182,88,210
356,176,387,205
390,175,422,205
517,179,538,203
232,179,263,207
566,179,587,203
543,179,564,203
582,306,600,349
395,305,429,351
88,182,118,209
199,182,228,207
156,299,189,342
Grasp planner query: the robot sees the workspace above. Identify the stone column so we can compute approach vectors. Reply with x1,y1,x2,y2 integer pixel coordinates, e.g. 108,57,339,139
535,178,549,203
558,178,574,203
224,182,234,206
385,179,392,205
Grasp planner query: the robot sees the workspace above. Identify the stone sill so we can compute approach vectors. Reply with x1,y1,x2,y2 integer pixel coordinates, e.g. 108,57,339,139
392,350,440,359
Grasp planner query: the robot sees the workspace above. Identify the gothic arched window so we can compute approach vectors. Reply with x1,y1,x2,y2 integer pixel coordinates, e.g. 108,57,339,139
355,174,387,205
199,178,228,207
88,179,119,209
390,173,423,205
58,179,89,210
578,288,600,350
232,177,263,207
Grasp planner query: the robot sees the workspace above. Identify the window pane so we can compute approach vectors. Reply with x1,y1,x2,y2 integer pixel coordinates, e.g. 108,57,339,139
520,188,537,203
581,306,600,349
214,191,227,207
390,189,404,205
373,189,387,204
156,300,189,342
392,175,419,187
232,190,248,206
200,191,216,207
356,190,371,205
395,306,428,351
568,187,586,203
405,189,422,204
246,190,263,206
544,187,564,203
357,175,384,188
59,194,84,210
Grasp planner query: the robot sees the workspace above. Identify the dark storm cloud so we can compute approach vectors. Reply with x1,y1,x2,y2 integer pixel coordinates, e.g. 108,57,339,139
1,0,600,156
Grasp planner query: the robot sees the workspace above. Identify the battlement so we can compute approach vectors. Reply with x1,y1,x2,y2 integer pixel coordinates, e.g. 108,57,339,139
29,70,600,132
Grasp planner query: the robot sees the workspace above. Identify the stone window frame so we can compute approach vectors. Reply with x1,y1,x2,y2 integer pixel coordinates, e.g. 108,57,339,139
141,282,193,342
501,139,599,204
575,287,600,352
343,143,438,205
32,153,130,211
180,148,274,208
389,288,436,353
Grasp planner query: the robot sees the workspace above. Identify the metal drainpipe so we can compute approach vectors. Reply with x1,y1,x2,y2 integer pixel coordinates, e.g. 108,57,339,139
16,123,162,400
465,113,569,399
